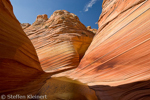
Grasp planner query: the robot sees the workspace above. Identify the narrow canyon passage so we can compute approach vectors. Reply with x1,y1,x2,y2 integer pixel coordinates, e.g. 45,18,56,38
0,0,150,100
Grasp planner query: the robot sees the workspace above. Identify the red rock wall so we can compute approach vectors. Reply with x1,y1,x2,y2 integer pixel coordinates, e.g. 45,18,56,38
2,0,150,99
0,0,46,95
0,1,98,99
24,10,94,73
70,0,150,99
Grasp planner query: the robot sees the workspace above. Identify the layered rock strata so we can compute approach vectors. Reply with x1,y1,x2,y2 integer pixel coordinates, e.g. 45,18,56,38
0,1,97,100
24,10,94,73
70,0,150,99
1,0,150,99
21,23,31,29
0,0,49,95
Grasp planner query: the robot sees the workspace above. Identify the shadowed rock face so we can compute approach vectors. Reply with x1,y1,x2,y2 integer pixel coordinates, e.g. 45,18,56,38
70,0,150,99
90,80,150,100
23,10,94,73
38,77,98,100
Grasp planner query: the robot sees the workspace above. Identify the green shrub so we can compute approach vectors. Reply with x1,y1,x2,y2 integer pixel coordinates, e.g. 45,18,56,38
45,26,48,28
61,16,65,20
81,32,88,37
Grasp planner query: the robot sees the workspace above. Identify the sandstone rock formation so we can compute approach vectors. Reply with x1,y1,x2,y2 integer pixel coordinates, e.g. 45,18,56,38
23,10,94,73
21,23,31,29
0,1,97,100
32,14,48,28
0,0,49,95
38,77,98,100
1,0,150,99
87,26,97,34
70,0,150,99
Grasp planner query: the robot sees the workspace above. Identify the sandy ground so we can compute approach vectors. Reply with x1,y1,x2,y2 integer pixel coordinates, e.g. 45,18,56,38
38,77,98,100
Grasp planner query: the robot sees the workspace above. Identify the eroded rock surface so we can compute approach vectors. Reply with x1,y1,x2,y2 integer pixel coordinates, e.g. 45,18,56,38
38,77,98,100
1,0,150,100
24,10,94,73
0,1,97,100
87,26,97,34
0,0,50,96
70,0,150,99
21,23,31,29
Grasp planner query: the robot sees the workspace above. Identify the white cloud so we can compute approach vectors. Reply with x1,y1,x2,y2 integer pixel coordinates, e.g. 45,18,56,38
84,0,97,12
95,22,98,24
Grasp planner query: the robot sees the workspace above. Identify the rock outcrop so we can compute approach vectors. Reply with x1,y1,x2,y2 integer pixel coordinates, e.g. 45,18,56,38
70,0,150,99
21,23,31,29
32,14,48,28
87,26,97,34
23,10,94,73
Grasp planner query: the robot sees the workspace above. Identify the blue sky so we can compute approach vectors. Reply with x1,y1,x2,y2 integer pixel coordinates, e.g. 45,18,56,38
10,0,103,29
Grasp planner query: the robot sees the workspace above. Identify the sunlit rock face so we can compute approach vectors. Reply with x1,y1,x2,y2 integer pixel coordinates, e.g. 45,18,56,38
87,26,97,34
32,14,48,27
0,1,98,99
0,0,47,95
21,23,31,29
70,0,150,99
23,10,94,73
2,0,150,99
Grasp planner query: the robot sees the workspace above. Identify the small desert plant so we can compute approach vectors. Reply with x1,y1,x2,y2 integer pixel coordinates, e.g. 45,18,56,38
81,32,85,35
81,32,88,37
61,16,65,20
45,26,48,28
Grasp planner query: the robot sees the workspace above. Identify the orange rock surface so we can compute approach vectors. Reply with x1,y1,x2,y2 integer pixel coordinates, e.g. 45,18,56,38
70,0,150,99
21,23,31,29
87,26,97,34
1,0,150,99
0,1,97,99
0,0,50,95
24,10,94,73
